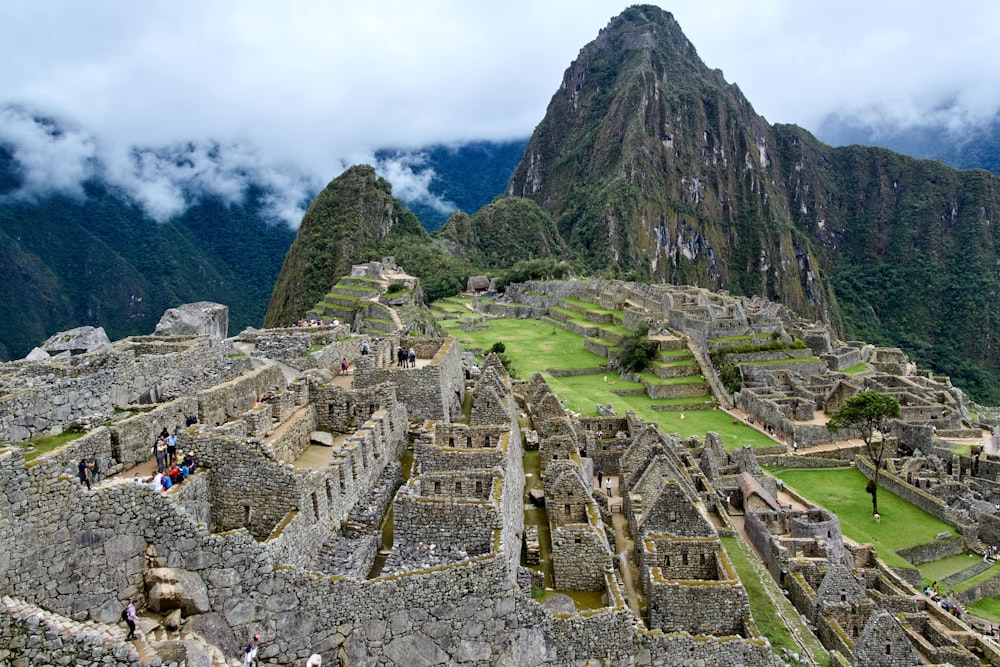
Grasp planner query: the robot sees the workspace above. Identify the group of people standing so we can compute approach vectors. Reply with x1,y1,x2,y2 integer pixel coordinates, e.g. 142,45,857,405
147,425,197,492
396,346,416,367
77,457,103,490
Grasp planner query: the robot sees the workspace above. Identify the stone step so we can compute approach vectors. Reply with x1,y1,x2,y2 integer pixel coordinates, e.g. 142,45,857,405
941,560,994,588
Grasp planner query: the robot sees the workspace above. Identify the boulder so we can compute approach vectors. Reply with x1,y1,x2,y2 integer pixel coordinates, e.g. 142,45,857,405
311,431,334,446
154,302,229,339
145,568,211,615
539,593,576,614
41,326,111,354
185,612,240,658
24,347,49,360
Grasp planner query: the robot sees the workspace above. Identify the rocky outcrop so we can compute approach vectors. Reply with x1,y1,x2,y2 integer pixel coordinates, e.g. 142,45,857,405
144,568,211,616
154,302,229,339
41,326,111,354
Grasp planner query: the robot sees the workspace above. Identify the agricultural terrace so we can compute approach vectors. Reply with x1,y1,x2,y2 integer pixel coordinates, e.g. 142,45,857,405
432,296,776,449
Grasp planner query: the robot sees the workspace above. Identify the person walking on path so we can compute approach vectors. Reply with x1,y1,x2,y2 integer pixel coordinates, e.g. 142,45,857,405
605,476,613,497
597,470,603,490
123,600,137,640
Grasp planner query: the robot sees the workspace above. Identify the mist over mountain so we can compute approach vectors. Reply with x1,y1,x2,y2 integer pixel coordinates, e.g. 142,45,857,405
0,107,525,359
374,140,528,231
816,108,1000,176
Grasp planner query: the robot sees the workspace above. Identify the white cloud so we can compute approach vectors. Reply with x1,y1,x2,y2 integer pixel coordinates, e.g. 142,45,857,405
1,0,999,221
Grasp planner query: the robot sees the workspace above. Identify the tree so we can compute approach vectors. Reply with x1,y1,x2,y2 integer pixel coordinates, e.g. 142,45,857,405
827,391,900,515
619,321,659,373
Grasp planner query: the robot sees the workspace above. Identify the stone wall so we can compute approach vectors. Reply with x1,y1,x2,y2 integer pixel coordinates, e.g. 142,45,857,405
354,337,464,422
265,405,317,464
0,596,139,667
550,522,612,592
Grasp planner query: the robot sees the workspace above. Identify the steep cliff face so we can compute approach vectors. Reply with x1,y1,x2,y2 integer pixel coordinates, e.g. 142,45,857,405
775,124,1000,399
507,5,825,319
264,165,426,327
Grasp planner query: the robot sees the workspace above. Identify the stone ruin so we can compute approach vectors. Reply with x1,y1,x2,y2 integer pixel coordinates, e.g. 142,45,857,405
5,277,1000,666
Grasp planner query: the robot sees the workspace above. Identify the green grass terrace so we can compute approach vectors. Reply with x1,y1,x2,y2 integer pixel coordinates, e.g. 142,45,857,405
438,298,778,448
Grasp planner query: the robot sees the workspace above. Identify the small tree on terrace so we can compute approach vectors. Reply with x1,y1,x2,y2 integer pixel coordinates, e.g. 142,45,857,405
619,321,660,374
827,391,900,516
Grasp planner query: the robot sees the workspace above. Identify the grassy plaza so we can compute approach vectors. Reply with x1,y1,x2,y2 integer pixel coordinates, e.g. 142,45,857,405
434,297,777,448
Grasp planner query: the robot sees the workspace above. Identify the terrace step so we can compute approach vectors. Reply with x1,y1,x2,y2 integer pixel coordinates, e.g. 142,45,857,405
940,561,993,588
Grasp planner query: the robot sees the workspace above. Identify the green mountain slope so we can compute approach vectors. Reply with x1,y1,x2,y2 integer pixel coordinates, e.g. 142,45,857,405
264,165,429,327
0,171,295,360
497,4,1000,402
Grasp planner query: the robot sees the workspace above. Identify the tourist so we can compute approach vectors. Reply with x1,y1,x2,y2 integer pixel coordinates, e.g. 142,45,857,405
397,347,405,367
185,412,198,427
154,437,167,473
409,347,416,367
78,459,91,490
160,473,172,491
361,341,369,356
123,600,137,640
244,634,260,666
133,473,142,484
182,450,197,473
150,473,163,492
166,431,178,465
605,476,613,497
89,457,102,486
341,358,349,375
597,470,603,489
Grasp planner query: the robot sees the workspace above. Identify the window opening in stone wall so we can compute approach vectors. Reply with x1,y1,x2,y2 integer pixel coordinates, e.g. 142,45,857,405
467,436,473,447
682,552,688,565
244,505,252,527
700,553,705,564
840,591,846,602
476,481,483,494
885,644,891,655
449,437,455,447
455,482,462,494
434,481,441,493
852,626,858,637
326,480,333,506
484,436,490,447
575,537,581,544
312,492,319,519
565,504,571,516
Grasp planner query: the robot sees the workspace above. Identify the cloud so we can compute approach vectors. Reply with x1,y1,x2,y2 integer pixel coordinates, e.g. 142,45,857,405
2,0,1000,222
0,107,98,199
0,106,315,226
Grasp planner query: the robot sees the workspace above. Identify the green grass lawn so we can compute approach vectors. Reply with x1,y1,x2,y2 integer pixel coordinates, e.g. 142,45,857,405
442,317,608,372
440,310,779,447
967,596,1000,624
769,468,954,569
21,431,86,462
918,552,984,585
721,536,830,666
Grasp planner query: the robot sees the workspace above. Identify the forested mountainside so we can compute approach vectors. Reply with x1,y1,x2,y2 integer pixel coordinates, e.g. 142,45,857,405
263,166,430,328
376,140,528,231
0,146,295,361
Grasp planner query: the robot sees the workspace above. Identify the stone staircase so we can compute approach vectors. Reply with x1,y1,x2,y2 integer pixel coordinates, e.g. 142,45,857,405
134,622,240,667
1,595,238,667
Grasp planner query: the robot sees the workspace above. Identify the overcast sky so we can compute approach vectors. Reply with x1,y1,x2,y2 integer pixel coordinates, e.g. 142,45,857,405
2,0,999,225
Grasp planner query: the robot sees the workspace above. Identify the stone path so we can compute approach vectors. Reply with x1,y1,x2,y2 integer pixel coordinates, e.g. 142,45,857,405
942,561,994,588
596,475,643,617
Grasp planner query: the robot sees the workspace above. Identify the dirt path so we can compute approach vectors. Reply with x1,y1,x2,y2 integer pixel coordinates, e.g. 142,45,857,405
595,474,643,617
